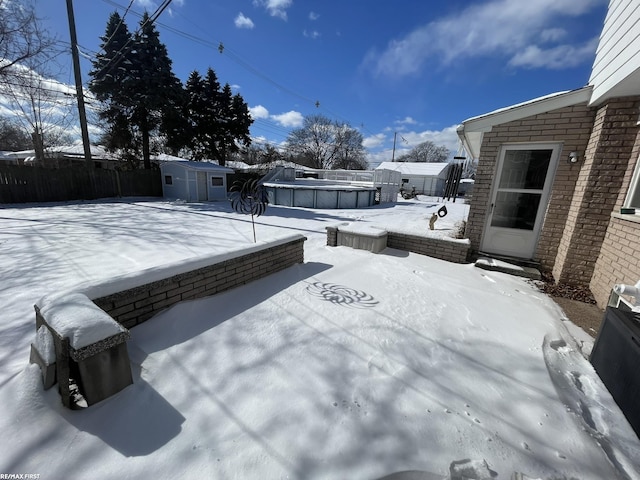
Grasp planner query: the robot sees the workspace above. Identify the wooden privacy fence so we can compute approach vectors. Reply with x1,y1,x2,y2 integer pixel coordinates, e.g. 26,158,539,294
0,165,162,204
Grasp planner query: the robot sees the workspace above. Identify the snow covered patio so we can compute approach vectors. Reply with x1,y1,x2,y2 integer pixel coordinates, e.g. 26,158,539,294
0,198,639,479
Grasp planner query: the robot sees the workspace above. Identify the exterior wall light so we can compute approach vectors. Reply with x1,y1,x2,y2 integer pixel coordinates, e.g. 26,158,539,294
568,151,580,164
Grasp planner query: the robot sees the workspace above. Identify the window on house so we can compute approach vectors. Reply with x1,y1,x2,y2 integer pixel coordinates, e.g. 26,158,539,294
625,154,640,209
164,175,173,185
211,177,224,187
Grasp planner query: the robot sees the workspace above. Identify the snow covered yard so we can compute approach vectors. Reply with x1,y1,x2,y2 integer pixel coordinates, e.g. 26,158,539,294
0,197,639,480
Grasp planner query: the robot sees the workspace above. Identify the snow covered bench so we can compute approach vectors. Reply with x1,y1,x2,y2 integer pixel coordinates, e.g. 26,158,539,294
31,292,133,408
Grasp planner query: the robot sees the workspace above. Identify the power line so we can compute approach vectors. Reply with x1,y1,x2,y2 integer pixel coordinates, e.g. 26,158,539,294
93,0,173,81
100,0,135,48
97,0,366,131
75,0,378,149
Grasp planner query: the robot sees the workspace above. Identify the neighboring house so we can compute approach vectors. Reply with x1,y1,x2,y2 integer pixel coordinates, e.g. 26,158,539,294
9,145,120,169
375,161,450,196
457,0,640,308
160,160,234,202
0,151,21,165
458,178,474,197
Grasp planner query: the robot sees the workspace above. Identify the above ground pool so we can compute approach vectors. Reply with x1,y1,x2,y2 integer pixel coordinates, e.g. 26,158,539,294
263,179,378,209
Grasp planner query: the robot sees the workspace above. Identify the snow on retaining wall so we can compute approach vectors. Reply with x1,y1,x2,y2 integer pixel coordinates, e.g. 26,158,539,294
386,230,469,263
36,234,307,330
91,235,306,328
326,225,469,263
38,292,128,350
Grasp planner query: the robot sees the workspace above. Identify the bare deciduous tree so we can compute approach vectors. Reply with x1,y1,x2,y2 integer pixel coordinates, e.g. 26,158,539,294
286,114,367,170
396,140,450,163
0,62,77,161
0,116,31,150
0,0,74,160
0,0,56,78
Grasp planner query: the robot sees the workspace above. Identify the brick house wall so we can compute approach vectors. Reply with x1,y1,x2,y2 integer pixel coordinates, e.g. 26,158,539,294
467,95,640,306
465,104,594,269
552,97,640,286
590,122,640,307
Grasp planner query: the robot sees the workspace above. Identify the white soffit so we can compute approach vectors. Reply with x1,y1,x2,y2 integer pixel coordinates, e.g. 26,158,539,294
457,86,593,159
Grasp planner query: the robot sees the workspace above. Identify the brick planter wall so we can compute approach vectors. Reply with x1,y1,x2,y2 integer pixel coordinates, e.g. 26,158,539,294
386,231,469,263
326,225,470,263
91,235,306,329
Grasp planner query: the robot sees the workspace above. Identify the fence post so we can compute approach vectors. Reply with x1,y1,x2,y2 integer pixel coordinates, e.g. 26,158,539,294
115,170,122,197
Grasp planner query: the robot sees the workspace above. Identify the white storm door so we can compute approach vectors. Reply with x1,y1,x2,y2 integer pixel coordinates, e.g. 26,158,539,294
481,144,560,258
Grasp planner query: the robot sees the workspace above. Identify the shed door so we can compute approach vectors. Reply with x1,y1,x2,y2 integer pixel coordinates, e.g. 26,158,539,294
209,175,226,200
481,144,560,259
197,171,208,201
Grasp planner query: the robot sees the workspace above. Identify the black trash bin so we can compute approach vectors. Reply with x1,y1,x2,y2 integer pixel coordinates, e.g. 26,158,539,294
590,307,640,437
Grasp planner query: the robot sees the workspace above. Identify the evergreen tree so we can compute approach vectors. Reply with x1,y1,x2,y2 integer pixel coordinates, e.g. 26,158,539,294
184,70,206,158
185,68,252,166
130,13,183,168
89,12,183,169
228,90,253,162
89,12,136,156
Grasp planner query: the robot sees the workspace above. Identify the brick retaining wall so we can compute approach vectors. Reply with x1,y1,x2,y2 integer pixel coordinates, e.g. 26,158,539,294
386,230,469,263
326,225,469,263
91,236,306,329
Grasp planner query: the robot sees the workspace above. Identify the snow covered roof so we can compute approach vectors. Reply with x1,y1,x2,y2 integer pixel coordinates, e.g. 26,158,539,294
224,160,252,170
457,86,593,159
375,161,449,176
8,144,117,160
160,159,234,173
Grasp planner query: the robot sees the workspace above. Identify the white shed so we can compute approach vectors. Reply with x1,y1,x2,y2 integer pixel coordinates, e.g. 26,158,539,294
160,160,234,202
375,162,450,195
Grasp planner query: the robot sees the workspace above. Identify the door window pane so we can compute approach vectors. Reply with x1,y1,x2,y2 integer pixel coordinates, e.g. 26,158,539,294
491,192,541,230
499,150,552,189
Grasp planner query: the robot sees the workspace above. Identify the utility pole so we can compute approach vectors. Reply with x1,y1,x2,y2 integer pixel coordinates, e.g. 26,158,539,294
66,0,93,169
392,131,397,162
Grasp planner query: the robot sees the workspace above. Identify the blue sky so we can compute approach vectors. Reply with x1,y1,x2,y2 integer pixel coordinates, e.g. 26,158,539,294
38,0,609,166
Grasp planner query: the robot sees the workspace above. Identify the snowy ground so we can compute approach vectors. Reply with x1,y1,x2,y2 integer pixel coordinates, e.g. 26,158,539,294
1,196,639,480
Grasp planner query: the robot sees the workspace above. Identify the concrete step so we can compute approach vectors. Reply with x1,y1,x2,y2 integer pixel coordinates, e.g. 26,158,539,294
474,256,541,280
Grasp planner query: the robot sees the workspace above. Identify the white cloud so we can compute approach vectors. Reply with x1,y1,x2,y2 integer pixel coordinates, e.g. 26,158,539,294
253,0,292,20
249,105,270,120
303,30,321,39
235,13,255,29
363,133,386,149
365,125,460,164
249,106,303,129
395,116,417,126
135,0,157,8
309,11,319,20
271,110,304,128
136,0,185,16
365,0,605,77
540,28,567,43
509,37,599,69
399,125,460,152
